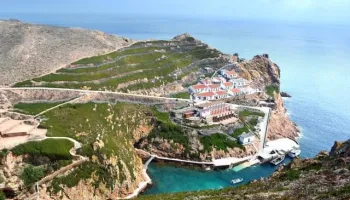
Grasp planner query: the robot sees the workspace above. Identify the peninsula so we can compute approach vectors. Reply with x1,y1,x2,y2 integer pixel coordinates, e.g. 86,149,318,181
0,20,302,200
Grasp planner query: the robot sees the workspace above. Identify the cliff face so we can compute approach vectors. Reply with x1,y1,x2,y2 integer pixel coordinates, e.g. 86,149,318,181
237,54,280,88
237,54,299,140
139,139,350,200
0,19,132,86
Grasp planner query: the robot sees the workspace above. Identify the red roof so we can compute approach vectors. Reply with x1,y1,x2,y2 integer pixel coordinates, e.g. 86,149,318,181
223,82,233,87
231,88,241,93
191,84,208,90
225,70,237,75
216,90,227,95
196,92,217,97
207,84,220,89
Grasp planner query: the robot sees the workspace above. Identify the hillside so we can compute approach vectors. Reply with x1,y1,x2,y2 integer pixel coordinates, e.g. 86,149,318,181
0,28,299,199
0,19,132,86
139,139,350,200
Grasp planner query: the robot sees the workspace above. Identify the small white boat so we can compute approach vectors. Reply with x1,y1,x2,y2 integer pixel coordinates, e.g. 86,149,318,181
270,155,285,165
231,178,243,184
288,149,301,158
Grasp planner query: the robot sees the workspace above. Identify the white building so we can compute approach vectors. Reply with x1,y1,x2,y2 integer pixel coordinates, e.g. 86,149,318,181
241,86,259,95
215,90,229,99
211,77,226,84
189,84,208,93
221,82,234,90
228,88,242,96
207,84,220,92
192,91,218,101
220,69,238,79
199,77,212,85
230,78,248,88
238,133,255,145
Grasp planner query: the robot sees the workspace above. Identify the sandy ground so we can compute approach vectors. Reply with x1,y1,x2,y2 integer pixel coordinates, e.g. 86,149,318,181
0,128,46,150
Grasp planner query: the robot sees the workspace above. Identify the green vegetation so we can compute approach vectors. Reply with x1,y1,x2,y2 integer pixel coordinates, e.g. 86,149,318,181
50,161,114,194
265,84,280,97
0,191,5,200
232,125,249,138
200,133,244,152
171,92,190,99
0,175,4,184
12,139,73,160
13,39,222,91
70,46,160,65
239,109,265,118
279,169,301,181
28,102,151,192
20,165,45,186
148,109,190,153
13,102,65,115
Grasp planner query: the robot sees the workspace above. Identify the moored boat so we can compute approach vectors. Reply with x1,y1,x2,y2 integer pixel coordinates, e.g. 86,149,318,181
270,155,285,165
231,178,243,184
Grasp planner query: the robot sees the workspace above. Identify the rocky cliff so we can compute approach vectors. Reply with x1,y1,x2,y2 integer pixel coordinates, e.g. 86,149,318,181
0,19,132,86
139,139,350,200
236,54,299,140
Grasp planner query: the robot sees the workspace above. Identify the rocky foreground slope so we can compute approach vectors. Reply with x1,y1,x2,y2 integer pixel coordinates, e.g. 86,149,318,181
0,19,132,86
139,140,350,200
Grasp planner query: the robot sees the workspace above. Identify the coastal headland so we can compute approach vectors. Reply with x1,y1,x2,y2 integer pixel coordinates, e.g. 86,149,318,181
0,20,300,199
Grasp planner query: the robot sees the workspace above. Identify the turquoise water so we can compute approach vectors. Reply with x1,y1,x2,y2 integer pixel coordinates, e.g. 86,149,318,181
1,13,350,194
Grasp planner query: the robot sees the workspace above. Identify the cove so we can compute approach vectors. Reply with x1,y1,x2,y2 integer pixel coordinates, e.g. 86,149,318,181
143,157,292,195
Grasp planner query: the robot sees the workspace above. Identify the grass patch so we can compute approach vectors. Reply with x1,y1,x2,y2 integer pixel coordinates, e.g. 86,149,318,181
13,102,65,115
200,133,245,152
232,126,249,138
265,85,280,97
11,139,73,161
239,110,265,118
171,92,190,99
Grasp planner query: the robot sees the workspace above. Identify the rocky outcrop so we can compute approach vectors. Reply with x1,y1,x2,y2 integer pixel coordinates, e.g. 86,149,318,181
0,20,132,86
267,93,299,140
237,54,280,88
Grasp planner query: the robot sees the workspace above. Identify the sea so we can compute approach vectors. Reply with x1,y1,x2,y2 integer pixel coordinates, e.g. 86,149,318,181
2,13,350,194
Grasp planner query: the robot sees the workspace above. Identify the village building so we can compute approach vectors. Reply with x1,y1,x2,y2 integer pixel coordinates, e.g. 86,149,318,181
230,77,248,88
238,133,255,145
199,77,212,85
221,82,234,90
206,84,220,92
220,69,238,79
228,88,242,96
192,91,217,101
211,77,226,84
195,101,236,123
241,86,259,95
189,84,208,93
215,90,229,99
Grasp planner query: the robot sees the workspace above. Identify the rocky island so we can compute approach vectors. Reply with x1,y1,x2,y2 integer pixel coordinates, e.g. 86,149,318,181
0,20,337,200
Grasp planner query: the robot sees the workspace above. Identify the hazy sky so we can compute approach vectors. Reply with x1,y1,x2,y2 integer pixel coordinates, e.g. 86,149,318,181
2,0,350,24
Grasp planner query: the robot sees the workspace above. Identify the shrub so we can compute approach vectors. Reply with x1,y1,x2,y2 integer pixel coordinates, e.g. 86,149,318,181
200,133,244,152
0,191,5,200
265,85,280,97
20,165,45,186
11,139,73,161
232,126,249,138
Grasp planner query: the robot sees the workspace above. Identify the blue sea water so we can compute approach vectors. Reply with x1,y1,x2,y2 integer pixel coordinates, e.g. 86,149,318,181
1,13,350,194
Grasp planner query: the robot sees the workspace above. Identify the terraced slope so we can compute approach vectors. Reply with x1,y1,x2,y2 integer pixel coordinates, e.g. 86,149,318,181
14,34,223,92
